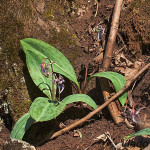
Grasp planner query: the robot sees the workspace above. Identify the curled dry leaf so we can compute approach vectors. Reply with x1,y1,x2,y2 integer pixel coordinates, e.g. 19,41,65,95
94,52,103,62
94,132,108,142
85,132,109,150
114,53,144,80
105,4,114,10
73,130,82,138
115,53,133,67
124,61,143,80
59,122,66,129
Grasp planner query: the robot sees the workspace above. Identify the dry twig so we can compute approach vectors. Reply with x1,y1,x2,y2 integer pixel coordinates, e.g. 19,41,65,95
95,0,99,17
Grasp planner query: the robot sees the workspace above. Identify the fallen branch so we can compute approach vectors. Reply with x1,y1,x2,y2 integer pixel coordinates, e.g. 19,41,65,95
102,0,123,70
99,0,124,124
36,63,150,146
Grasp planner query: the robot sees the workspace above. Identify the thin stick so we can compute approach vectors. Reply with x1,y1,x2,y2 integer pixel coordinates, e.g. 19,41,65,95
95,0,99,17
36,63,149,146
50,62,55,101
47,58,55,101
83,54,89,93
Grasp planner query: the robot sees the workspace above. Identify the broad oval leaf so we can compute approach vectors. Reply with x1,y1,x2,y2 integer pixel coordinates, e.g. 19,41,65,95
124,128,150,139
87,72,127,106
29,97,66,122
10,113,34,140
21,38,79,97
62,94,97,110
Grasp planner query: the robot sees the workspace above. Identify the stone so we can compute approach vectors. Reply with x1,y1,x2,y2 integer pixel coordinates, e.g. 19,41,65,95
3,138,36,150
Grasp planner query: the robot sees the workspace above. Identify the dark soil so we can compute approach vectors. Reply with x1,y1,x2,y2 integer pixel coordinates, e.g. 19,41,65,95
0,0,150,150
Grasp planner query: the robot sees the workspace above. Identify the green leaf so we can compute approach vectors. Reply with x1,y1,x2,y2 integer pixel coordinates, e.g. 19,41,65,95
30,95,97,122
29,97,66,122
21,38,79,97
10,113,34,140
62,94,97,110
87,72,127,106
124,128,150,140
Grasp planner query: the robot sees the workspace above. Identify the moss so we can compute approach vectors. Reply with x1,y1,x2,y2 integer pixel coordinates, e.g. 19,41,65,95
0,0,33,61
41,0,82,64
42,0,69,19
0,0,83,123
43,9,55,19
1,19,24,61
31,0,82,65
48,27,81,66
10,98,31,122
130,0,150,14
0,0,34,122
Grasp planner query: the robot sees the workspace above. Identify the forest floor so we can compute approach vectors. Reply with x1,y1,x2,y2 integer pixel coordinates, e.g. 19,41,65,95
0,0,150,150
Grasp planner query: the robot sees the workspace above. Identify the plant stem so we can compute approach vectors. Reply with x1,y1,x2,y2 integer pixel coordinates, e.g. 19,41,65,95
48,58,55,101
58,87,61,101
83,58,89,91
82,53,89,93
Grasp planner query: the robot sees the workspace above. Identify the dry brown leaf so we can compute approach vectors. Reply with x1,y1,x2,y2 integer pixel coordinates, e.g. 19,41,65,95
94,52,103,62
115,53,133,67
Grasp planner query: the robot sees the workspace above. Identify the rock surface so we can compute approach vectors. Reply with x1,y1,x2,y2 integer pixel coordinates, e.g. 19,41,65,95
3,138,36,150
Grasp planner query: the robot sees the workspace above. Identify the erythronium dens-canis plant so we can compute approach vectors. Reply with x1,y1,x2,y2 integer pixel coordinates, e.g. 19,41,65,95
10,38,127,140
